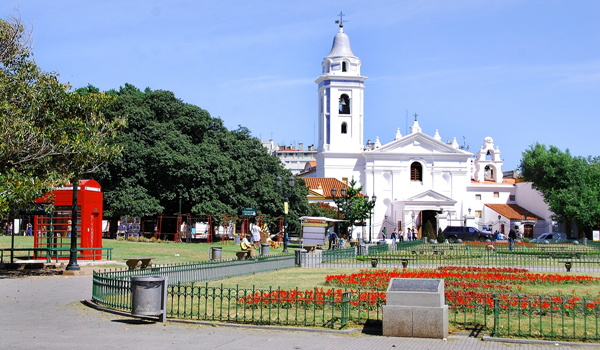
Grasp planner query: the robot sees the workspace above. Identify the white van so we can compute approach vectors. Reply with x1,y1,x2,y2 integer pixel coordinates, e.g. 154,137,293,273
530,232,568,243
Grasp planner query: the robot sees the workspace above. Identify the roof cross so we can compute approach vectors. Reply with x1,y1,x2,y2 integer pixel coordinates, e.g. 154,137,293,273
413,113,418,121
335,11,348,28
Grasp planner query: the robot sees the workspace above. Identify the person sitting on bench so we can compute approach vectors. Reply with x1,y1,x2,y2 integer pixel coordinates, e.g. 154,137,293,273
240,235,254,256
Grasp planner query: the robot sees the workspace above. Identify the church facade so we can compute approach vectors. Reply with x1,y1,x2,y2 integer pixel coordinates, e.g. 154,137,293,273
301,23,551,241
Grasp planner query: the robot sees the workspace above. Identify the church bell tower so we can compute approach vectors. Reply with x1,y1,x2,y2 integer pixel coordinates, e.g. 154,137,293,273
315,15,367,153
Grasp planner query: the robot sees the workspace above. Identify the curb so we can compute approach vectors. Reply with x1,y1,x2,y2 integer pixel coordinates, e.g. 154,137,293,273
482,335,600,347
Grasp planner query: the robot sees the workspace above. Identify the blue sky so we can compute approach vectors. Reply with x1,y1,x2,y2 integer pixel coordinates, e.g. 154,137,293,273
5,1,599,170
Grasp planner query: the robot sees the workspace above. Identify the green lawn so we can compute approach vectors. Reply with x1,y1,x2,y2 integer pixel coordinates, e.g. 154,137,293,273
0,236,294,265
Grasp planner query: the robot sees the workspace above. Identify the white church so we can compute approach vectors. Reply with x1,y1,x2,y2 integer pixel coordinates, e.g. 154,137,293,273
300,21,553,241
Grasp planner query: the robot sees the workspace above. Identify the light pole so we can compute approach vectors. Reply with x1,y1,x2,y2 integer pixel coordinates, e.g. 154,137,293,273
331,186,348,240
497,215,502,235
178,189,183,242
364,195,376,243
276,175,296,252
464,208,471,226
411,212,415,240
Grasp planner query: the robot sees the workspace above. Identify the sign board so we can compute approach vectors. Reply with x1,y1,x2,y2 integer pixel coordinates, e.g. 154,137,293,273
284,202,288,215
302,225,326,246
242,208,256,216
389,279,441,293
593,230,599,241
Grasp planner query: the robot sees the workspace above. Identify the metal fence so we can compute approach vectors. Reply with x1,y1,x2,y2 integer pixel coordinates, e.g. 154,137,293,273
301,241,600,273
0,247,112,263
167,283,374,329
91,240,600,340
447,291,600,341
92,254,295,312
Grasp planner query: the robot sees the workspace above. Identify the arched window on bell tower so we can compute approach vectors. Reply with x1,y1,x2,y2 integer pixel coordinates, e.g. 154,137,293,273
410,162,422,181
484,165,494,180
342,61,347,72
341,122,347,134
339,94,350,114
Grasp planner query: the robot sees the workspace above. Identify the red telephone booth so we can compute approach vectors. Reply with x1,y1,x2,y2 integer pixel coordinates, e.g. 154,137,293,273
33,180,103,260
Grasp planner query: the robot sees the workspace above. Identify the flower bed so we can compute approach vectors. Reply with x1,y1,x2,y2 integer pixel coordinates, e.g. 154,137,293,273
324,266,600,340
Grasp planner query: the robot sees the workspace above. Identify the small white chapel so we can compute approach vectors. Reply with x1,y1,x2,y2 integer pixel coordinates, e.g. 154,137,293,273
300,19,553,241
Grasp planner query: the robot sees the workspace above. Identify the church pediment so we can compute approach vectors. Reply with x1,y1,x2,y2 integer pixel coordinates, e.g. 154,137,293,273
372,133,471,155
404,190,457,204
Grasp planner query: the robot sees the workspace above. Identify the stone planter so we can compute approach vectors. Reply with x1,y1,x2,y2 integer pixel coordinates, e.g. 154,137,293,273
371,258,378,268
565,261,572,272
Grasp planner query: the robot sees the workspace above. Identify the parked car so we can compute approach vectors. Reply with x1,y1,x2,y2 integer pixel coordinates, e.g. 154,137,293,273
530,232,570,243
442,226,495,243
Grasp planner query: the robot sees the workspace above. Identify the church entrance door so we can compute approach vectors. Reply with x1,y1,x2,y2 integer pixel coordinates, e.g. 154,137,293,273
421,210,439,239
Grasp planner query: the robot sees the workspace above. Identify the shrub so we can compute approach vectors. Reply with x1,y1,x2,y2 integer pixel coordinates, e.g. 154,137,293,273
437,228,445,243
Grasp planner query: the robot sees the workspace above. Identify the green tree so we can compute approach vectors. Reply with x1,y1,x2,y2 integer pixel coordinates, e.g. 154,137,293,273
0,14,122,216
93,84,309,231
519,143,600,238
333,178,375,234
423,220,434,240
437,227,445,243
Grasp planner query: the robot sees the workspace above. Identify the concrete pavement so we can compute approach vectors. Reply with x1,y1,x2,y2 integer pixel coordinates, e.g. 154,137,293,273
1,274,599,350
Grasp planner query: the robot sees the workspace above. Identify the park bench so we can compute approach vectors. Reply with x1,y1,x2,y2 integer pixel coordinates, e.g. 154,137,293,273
371,257,416,268
124,257,155,270
550,252,582,259
560,260,600,272
236,250,252,260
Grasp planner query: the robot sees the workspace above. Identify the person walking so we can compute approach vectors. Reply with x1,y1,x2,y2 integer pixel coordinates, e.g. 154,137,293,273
328,225,337,250
381,227,387,242
508,225,518,251
391,229,397,244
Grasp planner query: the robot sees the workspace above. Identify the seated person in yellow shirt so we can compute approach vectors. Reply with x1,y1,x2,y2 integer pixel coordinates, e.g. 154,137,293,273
240,235,255,256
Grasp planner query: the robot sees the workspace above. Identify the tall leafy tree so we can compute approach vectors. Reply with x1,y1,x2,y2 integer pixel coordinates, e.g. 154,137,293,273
519,143,600,238
93,84,309,231
0,14,122,217
334,178,374,233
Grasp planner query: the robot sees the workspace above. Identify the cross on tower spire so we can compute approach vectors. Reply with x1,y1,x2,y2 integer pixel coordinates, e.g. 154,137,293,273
335,11,348,28
413,113,418,121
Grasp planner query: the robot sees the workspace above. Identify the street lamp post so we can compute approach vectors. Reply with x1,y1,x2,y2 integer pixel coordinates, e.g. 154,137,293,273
411,212,415,240
276,175,296,252
497,215,502,235
364,195,376,244
331,187,349,241
178,189,183,243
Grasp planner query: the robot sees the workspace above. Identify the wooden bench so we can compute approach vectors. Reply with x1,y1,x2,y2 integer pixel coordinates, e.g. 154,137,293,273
560,260,600,272
124,257,155,270
371,257,416,268
236,250,252,260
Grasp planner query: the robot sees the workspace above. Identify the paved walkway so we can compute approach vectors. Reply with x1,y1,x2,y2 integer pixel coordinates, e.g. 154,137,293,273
1,274,599,350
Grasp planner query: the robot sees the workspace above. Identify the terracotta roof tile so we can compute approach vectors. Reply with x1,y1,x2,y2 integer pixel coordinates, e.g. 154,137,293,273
303,177,362,199
485,204,543,220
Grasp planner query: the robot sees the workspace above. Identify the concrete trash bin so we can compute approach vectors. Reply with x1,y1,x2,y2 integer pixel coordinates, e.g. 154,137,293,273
131,276,165,316
210,247,222,260
261,243,270,256
234,235,240,245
